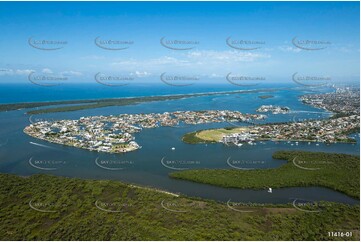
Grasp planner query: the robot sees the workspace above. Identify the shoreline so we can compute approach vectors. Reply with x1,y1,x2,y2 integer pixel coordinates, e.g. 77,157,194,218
0,87,289,113
24,129,139,154
182,127,359,145
1,171,358,204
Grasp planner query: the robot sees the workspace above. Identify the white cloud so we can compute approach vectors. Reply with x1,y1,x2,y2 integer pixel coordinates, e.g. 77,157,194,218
60,70,83,77
110,49,269,75
42,68,53,74
131,71,152,77
186,50,270,63
111,56,189,69
209,73,223,78
278,46,302,53
0,68,34,76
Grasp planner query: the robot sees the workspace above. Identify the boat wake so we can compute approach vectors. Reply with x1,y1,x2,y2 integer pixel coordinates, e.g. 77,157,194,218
29,141,56,150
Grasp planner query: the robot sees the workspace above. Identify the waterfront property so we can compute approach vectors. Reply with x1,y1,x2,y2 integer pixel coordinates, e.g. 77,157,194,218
220,115,359,145
256,105,290,114
24,110,265,153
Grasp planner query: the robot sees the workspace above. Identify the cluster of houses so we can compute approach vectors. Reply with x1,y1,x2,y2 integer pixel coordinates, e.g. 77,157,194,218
222,115,359,145
223,89,360,146
300,88,360,115
24,110,265,153
256,105,290,114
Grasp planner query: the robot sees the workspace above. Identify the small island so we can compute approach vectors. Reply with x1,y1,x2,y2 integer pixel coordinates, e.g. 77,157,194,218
258,95,274,99
256,105,290,114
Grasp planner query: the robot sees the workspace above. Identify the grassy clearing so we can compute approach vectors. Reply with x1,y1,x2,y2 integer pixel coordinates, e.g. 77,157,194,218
182,127,245,144
195,127,247,142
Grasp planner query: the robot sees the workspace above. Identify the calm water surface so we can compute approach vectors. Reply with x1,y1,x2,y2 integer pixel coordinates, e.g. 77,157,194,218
0,84,359,204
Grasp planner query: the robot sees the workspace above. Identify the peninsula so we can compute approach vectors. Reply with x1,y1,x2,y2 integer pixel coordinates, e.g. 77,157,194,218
183,115,359,145
170,150,360,199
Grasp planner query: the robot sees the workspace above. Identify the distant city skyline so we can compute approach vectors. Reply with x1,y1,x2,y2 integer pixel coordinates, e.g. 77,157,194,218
0,1,359,84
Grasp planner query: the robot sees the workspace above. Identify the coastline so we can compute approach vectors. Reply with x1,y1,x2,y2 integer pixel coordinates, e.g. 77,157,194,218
0,87,288,114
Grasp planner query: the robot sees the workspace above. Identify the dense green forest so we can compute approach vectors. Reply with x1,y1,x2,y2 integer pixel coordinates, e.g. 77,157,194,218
0,173,359,240
170,151,360,198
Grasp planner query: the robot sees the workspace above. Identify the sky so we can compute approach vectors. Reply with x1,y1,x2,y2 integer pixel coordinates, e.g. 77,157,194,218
0,1,359,85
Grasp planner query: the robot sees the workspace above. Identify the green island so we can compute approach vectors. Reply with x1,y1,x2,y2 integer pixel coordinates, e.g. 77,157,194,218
170,151,360,199
258,95,274,99
0,172,359,240
0,88,282,115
